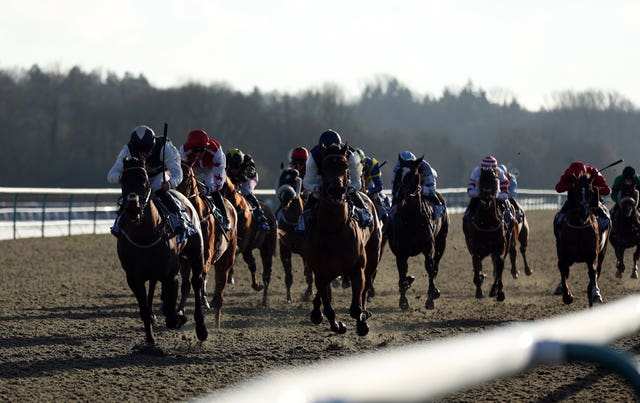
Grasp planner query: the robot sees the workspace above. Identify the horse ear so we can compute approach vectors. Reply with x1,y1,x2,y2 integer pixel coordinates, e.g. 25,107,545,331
280,162,284,170
417,155,425,164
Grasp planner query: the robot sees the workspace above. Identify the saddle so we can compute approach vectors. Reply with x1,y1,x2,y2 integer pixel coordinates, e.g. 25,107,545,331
152,192,197,243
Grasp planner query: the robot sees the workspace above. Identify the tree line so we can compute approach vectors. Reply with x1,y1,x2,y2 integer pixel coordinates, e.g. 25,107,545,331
2,65,639,191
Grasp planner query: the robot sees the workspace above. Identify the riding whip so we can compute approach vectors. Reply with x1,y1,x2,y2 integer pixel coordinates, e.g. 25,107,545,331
598,159,623,173
162,122,168,186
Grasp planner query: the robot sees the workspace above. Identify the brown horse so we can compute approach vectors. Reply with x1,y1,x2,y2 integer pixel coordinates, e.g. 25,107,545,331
554,173,608,307
275,166,313,303
462,167,518,301
509,200,532,279
609,184,640,279
176,162,238,328
304,144,382,336
387,155,449,310
223,177,277,308
116,157,207,345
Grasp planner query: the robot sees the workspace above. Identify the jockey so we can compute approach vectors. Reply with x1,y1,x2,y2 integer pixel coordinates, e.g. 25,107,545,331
609,165,640,225
297,129,366,231
107,124,192,239
354,148,391,221
499,164,524,222
391,151,445,218
465,155,513,225
226,147,270,231
179,129,231,232
554,161,611,230
287,146,311,200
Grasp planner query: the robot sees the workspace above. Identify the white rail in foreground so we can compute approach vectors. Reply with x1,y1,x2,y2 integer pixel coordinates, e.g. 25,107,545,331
200,295,640,403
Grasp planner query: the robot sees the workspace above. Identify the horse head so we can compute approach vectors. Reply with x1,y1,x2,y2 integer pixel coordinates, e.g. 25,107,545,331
618,183,639,218
567,173,598,222
320,143,350,204
177,161,199,199
393,155,423,204
478,167,499,206
276,167,302,208
120,157,151,225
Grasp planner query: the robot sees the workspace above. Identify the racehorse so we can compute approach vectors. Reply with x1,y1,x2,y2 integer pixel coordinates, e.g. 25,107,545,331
116,157,207,345
554,173,608,307
609,184,640,279
275,166,313,303
509,201,532,279
223,176,277,308
304,143,382,336
387,155,449,310
176,162,238,328
462,167,518,301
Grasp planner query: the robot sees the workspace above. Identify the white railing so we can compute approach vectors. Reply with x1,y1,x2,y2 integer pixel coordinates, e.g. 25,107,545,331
0,187,566,240
200,295,640,402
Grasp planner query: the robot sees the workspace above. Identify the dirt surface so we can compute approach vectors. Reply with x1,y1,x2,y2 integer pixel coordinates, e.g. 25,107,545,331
1,210,640,402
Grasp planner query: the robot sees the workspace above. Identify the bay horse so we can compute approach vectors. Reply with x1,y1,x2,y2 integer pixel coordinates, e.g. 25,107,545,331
223,177,277,308
176,162,238,328
462,167,518,301
275,166,313,303
117,157,207,345
554,173,608,307
609,184,640,279
304,144,382,336
387,156,449,310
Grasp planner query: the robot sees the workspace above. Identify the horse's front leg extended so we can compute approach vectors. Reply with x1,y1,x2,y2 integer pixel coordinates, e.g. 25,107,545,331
243,251,264,292
558,258,574,305
490,254,506,301
349,265,369,337
317,280,346,334
472,255,485,299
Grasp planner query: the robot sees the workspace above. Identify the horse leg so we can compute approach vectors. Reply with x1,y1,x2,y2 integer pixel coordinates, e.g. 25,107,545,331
259,246,273,308
280,243,294,303
177,261,191,315
243,251,264,292
490,254,506,302
509,241,519,279
557,258,574,305
160,274,184,329
424,253,439,310
303,262,314,302
587,260,603,307
320,283,346,334
147,279,158,325
126,274,156,345
472,255,486,299
519,224,532,276
632,246,640,279
310,292,323,325
211,260,231,329
349,266,369,337
396,255,413,311
615,245,626,279
186,245,208,342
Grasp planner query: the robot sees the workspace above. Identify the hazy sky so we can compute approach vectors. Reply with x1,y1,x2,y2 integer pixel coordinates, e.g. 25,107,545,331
2,0,639,110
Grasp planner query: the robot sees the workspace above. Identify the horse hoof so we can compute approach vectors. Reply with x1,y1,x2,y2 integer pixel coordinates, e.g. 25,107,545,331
489,284,498,298
357,321,369,336
553,284,563,296
227,276,235,285
196,324,208,341
563,294,574,305
615,270,623,279
430,288,441,300
632,270,639,279
511,270,519,280
337,322,347,334
399,295,409,311
525,267,533,276
496,291,505,302
286,292,292,304
252,283,265,292
475,289,484,299
310,310,323,325
178,313,188,327
425,299,435,310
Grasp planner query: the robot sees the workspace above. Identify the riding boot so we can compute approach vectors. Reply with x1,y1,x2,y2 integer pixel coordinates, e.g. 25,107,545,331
510,197,524,222
245,192,270,231
210,190,232,232
425,193,445,218
110,209,123,238
296,194,318,233
501,199,514,228
156,190,187,238
596,203,611,233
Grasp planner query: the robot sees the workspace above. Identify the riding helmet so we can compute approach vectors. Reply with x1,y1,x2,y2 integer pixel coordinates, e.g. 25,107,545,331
481,155,498,170
290,146,309,162
399,151,416,161
128,125,156,154
623,166,636,179
185,129,210,150
318,129,342,146
226,147,245,168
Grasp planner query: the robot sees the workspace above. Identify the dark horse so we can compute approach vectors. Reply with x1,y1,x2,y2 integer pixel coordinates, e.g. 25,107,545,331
304,144,382,336
387,156,449,310
609,184,640,279
117,157,207,345
224,177,278,308
275,166,313,303
176,162,238,328
463,167,518,301
554,173,609,307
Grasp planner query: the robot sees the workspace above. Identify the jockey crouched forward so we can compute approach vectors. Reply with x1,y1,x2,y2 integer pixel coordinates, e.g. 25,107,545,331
391,151,446,219
354,148,392,222
108,125,196,241
465,155,514,227
179,129,232,236
296,129,371,232
226,147,271,231
554,161,611,233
